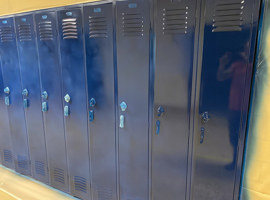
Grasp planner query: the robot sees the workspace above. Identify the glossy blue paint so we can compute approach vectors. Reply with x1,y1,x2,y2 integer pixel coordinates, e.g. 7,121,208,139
152,0,198,199
0,61,14,169
83,3,117,199
57,8,91,200
35,11,69,192
0,17,30,175
116,0,150,199
192,0,261,199
15,14,49,182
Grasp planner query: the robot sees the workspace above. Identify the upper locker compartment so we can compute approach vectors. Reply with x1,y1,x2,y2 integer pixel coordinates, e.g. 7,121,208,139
57,8,91,200
83,2,117,200
15,14,49,184
116,1,150,200
152,0,197,200
192,0,259,200
35,12,69,193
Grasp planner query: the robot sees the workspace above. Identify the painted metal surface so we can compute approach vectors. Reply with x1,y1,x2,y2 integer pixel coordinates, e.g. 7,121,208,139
0,62,14,170
83,2,117,200
35,11,69,192
57,7,91,200
152,0,197,199
192,0,261,199
15,14,49,182
0,17,30,175
116,1,150,199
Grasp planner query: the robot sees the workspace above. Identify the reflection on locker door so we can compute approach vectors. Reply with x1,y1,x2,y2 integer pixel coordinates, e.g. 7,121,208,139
0,60,14,170
83,2,117,200
15,14,49,183
0,17,30,175
116,1,150,199
152,0,198,199
35,12,69,192
192,0,260,199
58,8,91,200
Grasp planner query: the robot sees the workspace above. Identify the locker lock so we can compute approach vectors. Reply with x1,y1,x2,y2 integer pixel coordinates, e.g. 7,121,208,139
41,91,48,100
64,94,71,103
89,98,96,107
120,101,127,112
4,87,10,94
201,112,210,123
157,106,165,117
22,89,28,97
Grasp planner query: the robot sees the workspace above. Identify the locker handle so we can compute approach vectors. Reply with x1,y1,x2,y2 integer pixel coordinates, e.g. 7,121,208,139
23,99,29,108
119,115,125,128
5,96,10,106
156,120,160,135
200,127,205,144
42,102,48,112
89,110,94,122
64,105,70,117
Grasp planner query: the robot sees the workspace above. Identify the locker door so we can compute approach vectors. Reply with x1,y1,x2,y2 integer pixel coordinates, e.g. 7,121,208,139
0,60,14,170
35,12,69,192
58,8,91,199
152,0,198,199
15,15,48,183
192,0,260,199
0,17,30,174
83,3,117,200
116,1,150,199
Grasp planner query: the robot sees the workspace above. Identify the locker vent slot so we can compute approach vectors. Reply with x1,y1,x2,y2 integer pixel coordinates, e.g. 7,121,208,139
74,176,87,193
18,24,32,42
62,18,78,39
54,168,65,184
122,13,144,37
162,7,188,35
3,149,12,163
38,21,53,41
98,187,113,200
89,16,108,38
0,26,13,42
35,160,45,176
17,155,29,169
212,0,244,32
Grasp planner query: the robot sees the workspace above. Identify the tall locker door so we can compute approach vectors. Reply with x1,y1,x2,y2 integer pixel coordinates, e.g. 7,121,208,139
58,8,91,199
83,3,117,200
152,0,198,199
35,12,69,192
192,0,260,199
0,17,30,174
116,1,150,199
0,61,14,170
15,15,48,183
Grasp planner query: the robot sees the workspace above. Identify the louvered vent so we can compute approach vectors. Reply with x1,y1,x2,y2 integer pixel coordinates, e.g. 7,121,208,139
74,176,87,193
17,155,29,169
54,168,65,184
18,24,32,42
89,16,108,38
212,0,244,32
3,149,12,163
62,18,78,39
122,13,144,37
39,21,53,41
0,26,13,42
35,160,45,176
162,7,188,35
98,187,113,200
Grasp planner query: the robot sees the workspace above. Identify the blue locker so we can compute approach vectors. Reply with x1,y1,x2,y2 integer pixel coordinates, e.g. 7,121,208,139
34,12,69,192
15,15,48,183
0,61,14,170
192,0,260,199
57,8,91,199
152,0,198,199
83,2,117,200
0,17,30,174
116,1,150,199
